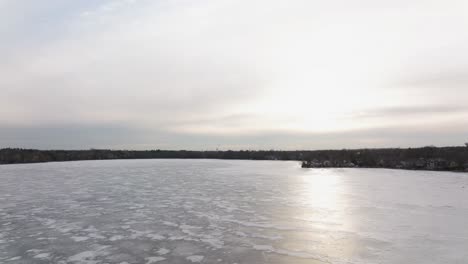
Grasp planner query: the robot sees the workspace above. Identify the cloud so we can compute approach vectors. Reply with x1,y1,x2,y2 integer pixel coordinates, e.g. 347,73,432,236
1,0,468,149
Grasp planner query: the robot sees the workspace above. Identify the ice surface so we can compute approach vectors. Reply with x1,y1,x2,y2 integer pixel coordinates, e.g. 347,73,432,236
1,159,468,263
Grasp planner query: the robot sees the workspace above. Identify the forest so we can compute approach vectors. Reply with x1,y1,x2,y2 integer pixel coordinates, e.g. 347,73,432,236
1,146,468,171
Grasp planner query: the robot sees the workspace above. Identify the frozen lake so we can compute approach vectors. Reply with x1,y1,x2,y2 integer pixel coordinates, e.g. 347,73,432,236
1,159,468,264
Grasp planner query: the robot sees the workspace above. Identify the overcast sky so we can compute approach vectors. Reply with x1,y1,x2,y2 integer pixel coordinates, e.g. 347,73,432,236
1,0,468,150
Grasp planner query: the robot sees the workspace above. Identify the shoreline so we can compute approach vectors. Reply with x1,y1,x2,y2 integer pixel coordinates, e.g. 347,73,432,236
1,147,468,172
2,158,468,173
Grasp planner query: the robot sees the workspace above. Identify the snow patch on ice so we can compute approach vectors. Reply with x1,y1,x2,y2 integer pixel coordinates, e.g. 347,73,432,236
34,253,51,259
162,221,178,227
186,255,204,262
145,256,166,263
253,244,274,251
146,233,165,240
156,248,170,255
67,245,110,264
68,251,98,263
71,236,90,242
109,235,125,241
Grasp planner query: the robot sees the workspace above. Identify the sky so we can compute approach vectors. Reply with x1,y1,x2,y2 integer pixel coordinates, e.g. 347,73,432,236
1,0,468,150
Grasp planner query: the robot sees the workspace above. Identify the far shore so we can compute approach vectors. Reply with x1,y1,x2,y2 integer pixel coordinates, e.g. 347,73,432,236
1,147,468,172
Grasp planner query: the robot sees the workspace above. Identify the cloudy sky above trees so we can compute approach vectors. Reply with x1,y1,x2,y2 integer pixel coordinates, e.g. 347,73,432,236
1,0,468,150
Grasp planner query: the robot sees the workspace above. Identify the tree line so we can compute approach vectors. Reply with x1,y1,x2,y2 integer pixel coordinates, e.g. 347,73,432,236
1,146,467,171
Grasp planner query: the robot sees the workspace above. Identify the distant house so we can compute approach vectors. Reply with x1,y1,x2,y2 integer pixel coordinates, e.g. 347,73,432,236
449,161,459,169
415,158,426,168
